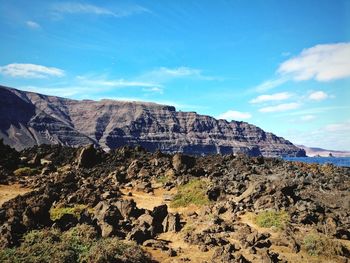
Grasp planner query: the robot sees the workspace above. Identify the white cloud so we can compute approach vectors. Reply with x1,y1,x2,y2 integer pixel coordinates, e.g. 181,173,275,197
308,91,328,101
250,92,292,104
52,2,148,17
217,110,252,121
254,42,350,91
155,67,201,77
142,87,163,93
26,21,41,29
254,78,288,92
259,102,300,113
300,115,315,121
77,76,160,89
278,42,350,81
0,63,64,78
140,66,217,82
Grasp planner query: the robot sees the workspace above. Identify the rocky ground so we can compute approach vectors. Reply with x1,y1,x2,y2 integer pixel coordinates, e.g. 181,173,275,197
0,139,349,262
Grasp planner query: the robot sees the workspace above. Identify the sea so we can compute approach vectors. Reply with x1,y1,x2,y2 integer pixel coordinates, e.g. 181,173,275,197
283,157,350,167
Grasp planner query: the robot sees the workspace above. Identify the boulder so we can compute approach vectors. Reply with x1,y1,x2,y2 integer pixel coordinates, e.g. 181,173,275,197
162,213,181,232
126,160,142,179
172,153,195,172
77,144,99,168
152,204,168,233
114,199,144,219
93,201,122,237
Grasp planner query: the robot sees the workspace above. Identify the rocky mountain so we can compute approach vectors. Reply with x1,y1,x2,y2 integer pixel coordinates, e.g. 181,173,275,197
297,145,350,157
0,85,305,157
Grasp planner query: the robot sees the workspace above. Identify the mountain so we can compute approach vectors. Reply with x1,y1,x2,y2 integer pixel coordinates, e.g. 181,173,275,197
0,85,305,157
297,145,350,157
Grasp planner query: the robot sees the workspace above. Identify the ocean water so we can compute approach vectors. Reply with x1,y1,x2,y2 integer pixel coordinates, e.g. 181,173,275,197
283,157,350,167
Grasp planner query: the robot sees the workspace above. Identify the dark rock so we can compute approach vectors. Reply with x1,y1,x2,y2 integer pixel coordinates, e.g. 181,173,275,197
152,204,168,233
172,153,196,171
77,144,99,168
114,199,144,219
52,213,78,231
93,201,122,237
127,224,152,244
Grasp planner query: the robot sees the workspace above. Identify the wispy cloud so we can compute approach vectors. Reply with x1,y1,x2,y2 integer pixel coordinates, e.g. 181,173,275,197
0,63,64,78
308,91,328,101
250,92,292,104
23,85,84,97
259,102,300,113
77,76,161,89
300,115,315,121
52,2,149,17
26,20,41,29
254,42,350,91
254,78,288,92
142,87,163,94
139,66,218,83
325,120,350,132
217,110,252,121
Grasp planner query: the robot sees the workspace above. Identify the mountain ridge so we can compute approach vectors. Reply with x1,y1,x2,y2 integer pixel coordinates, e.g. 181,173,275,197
0,85,305,157
297,144,350,157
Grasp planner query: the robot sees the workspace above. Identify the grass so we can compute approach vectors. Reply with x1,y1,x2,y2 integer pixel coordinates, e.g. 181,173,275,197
255,210,290,230
13,167,37,176
156,175,170,184
0,225,152,263
170,178,210,208
303,232,343,258
50,204,90,221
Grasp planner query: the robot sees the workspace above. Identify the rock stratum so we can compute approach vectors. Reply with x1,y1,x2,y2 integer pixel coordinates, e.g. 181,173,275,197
0,85,305,157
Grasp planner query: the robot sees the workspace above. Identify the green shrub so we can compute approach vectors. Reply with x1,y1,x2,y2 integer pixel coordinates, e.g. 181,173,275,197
0,228,75,263
13,167,37,176
50,204,88,221
255,210,290,230
303,233,343,257
84,238,151,263
170,179,210,208
0,225,152,263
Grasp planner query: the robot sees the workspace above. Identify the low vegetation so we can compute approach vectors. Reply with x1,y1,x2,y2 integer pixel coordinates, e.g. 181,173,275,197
303,232,344,258
156,175,170,184
13,167,37,176
170,178,210,208
255,210,290,230
0,225,151,263
50,204,89,221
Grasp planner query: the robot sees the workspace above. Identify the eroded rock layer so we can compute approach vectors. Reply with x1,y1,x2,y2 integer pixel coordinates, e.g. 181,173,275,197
0,86,305,157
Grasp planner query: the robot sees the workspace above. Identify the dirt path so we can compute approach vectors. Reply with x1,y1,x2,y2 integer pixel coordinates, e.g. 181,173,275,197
0,184,32,206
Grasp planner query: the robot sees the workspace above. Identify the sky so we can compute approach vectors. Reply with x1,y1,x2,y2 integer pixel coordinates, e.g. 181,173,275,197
0,0,350,150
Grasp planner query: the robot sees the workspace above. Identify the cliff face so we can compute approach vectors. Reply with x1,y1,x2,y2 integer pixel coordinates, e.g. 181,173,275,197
0,86,305,157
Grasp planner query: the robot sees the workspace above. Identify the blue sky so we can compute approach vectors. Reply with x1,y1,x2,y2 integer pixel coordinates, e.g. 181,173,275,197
0,0,350,150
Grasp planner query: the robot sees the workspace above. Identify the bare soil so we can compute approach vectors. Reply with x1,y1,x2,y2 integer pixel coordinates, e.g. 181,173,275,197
0,184,32,207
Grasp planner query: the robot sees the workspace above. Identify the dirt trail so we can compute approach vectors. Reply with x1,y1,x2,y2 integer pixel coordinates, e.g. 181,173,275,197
0,184,32,206
120,187,173,211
